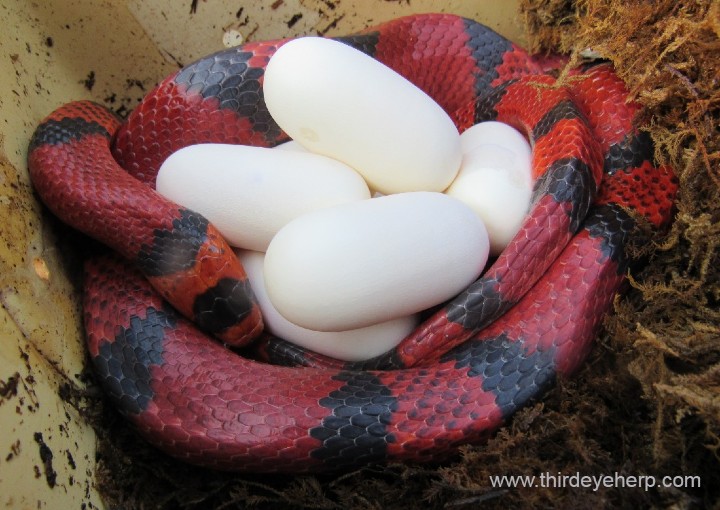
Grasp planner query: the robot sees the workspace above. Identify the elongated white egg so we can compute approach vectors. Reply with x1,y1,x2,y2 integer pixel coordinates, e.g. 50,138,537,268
156,143,370,251
263,37,462,194
273,140,307,152
237,249,418,361
264,191,489,332
445,122,533,255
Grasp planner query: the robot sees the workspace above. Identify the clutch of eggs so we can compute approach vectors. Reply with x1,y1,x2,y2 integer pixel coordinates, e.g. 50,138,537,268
156,37,533,361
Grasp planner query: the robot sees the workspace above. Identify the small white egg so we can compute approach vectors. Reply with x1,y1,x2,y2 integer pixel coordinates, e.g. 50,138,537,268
156,143,370,251
237,249,418,361
460,120,532,155
263,37,462,194
445,122,533,255
264,191,489,332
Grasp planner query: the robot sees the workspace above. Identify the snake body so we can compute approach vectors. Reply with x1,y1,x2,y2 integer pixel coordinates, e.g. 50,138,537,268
27,14,676,472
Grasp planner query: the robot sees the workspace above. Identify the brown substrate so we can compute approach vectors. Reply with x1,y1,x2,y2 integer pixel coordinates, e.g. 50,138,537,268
90,1,720,508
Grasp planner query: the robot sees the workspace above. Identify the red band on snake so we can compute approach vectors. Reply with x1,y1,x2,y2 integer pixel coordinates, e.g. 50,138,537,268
27,14,677,472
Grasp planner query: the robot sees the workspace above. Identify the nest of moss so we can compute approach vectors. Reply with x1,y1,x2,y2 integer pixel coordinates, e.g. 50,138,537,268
86,1,720,508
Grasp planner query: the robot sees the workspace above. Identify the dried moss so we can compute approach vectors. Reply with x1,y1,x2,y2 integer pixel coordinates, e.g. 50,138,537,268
521,0,720,504
93,1,720,508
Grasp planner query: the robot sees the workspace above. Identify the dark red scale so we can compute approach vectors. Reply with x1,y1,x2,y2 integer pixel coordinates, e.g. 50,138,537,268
369,15,479,116
27,13,677,472
567,65,642,152
113,40,286,186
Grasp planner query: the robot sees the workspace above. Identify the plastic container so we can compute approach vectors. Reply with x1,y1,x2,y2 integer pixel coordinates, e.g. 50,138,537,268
0,1,525,507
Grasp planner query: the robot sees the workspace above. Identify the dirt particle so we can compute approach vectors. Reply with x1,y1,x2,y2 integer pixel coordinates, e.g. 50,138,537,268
114,104,129,118
125,78,146,91
319,15,344,35
83,71,95,91
45,36,54,47
287,13,303,28
66,450,77,470
5,440,21,462
0,372,20,405
33,432,57,488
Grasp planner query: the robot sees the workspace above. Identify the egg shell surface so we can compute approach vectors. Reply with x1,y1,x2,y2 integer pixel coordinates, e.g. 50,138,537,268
446,122,533,255
237,249,419,362
460,121,532,155
273,140,308,152
263,36,462,194
264,191,489,332
156,143,370,251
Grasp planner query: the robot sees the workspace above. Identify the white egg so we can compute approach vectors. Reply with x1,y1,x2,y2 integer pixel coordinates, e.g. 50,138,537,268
264,191,489,332
237,249,419,362
263,37,462,194
273,140,308,152
446,122,533,255
460,121,532,155
156,143,370,251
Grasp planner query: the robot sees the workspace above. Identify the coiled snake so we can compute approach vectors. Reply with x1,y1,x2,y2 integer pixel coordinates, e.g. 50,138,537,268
28,14,677,472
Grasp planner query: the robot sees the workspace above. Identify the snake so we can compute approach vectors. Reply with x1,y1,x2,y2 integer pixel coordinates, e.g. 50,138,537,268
27,13,677,472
